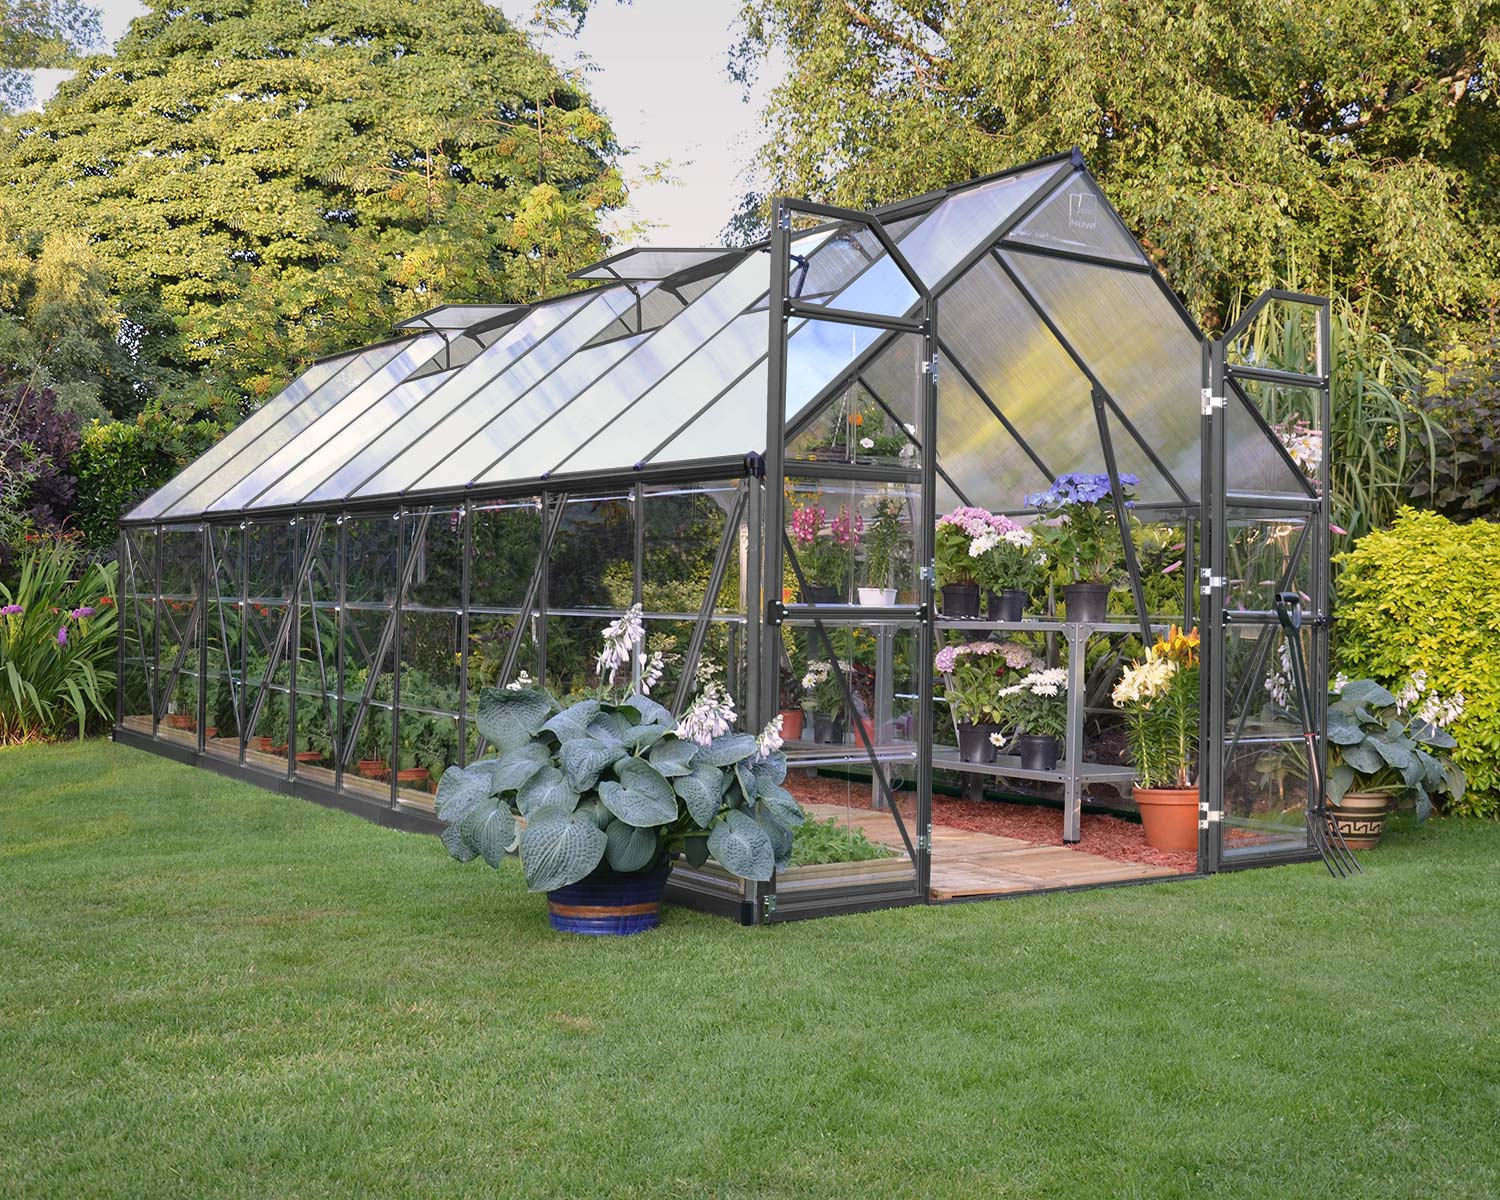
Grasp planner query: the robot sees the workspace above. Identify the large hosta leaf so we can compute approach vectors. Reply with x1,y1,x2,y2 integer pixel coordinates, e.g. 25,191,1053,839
586,709,632,750
576,798,613,830
1369,733,1414,771
1327,763,1354,803
733,760,758,804
683,834,711,868
599,767,678,828
648,737,697,779
766,819,794,871
695,732,758,768
491,742,552,793
434,764,495,825
623,692,673,727
707,809,775,881
476,686,554,752
673,763,725,828
439,822,477,863
1411,720,1457,750
1339,740,1384,774
604,820,659,872
518,806,607,892
543,699,600,743
623,722,669,752
756,781,805,831
752,754,788,788
1326,710,1364,746
459,803,517,868
1339,678,1395,710
560,736,618,791
516,765,582,815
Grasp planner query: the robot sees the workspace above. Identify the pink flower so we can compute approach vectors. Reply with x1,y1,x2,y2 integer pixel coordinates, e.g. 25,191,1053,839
1329,522,1348,537
830,506,863,547
791,506,825,546
934,645,958,673
1161,560,1182,575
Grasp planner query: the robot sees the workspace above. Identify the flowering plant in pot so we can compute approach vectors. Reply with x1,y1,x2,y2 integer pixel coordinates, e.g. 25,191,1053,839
995,667,1068,770
800,659,847,743
778,669,806,742
789,504,860,603
936,640,1035,763
972,515,1045,621
434,605,799,935
858,498,905,606
1112,625,1200,850
935,506,1007,618
1324,673,1465,848
1024,473,1137,623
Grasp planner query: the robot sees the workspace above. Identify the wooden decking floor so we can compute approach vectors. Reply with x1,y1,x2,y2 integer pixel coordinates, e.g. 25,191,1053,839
801,802,1184,899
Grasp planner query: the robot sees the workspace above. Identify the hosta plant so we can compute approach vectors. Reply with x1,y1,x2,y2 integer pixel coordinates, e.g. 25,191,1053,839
434,606,800,891
1327,676,1465,820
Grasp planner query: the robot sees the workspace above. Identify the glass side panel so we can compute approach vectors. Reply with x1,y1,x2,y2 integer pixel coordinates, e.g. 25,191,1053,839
1228,376,1323,498
306,291,596,503
203,333,449,512
118,528,156,736
549,493,635,612
293,519,340,786
203,524,243,757
1223,507,1312,615
999,248,1202,500
930,350,1049,509
126,351,357,520
242,520,297,770
1226,297,1325,378
467,498,543,695
641,480,745,628
243,370,452,510
338,514,399,802
157,340,414,519
1006,171,1149,265
155,526,202,748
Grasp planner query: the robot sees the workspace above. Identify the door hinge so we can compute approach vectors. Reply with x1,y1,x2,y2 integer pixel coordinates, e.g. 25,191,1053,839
922,356,939,382
762,893,777,916
1200,574,1226,596
917,829,932,853
1198,802,1222,830
1201,388,1225,415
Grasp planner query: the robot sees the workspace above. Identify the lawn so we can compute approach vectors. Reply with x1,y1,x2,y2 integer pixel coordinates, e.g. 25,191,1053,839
2,742,1497,1199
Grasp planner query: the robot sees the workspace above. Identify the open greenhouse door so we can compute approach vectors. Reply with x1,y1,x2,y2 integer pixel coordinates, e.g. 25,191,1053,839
1201,291,1332,870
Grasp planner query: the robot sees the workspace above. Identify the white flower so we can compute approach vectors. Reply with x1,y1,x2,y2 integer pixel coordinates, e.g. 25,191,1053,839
859,437,875,450
637,649,666,695
988,731,1007,749
801,660,831,691
903,422,917,434
675,683,738,747
596,604,645,686
1331,672,1349,696
505,670,535,691
969,531,1000,557
755,714,785,759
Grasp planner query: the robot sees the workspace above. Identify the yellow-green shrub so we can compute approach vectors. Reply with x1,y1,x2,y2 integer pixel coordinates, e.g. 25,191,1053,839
1335,509,1500,817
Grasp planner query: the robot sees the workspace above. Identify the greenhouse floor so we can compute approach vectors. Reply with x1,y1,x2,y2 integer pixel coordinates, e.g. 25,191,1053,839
797,801,1184,898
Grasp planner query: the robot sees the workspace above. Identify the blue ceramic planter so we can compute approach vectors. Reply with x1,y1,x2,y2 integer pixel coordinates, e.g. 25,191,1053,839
546,862,672,936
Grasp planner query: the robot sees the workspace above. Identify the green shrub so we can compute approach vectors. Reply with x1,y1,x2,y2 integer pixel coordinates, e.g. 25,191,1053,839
0,537,117,742
1335,509,1500,817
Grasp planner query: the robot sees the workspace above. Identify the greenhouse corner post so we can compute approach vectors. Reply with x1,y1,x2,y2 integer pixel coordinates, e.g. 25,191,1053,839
1200,336,1229,873
197,524,209,751
916,290,937,901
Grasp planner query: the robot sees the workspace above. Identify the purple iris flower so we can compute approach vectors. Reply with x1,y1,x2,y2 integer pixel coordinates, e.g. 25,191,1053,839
0,604,22,616
57,625,68,646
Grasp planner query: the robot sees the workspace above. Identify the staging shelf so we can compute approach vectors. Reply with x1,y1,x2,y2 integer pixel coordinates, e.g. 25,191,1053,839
930,745,1136,787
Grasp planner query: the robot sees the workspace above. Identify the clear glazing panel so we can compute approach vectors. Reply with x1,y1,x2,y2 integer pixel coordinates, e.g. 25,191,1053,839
549,493,635,611
155,526,202,746
203,524,243,756
1006,172,1149,265
118,527,156,734
1226,297,1325,377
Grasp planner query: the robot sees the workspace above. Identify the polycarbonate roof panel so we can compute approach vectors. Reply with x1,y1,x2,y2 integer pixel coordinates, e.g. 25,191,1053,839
396,304,523,332
150,339,416,519
126,349,359,521
1005,172,1149,265
999,248,1203,500
306,290,604,503
354,284,652,498
570,247,743,281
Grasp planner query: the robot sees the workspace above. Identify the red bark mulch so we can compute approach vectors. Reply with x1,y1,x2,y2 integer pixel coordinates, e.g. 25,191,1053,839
785,774,1198,872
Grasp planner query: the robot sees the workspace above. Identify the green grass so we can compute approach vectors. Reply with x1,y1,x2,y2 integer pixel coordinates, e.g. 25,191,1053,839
2,741,1497,1199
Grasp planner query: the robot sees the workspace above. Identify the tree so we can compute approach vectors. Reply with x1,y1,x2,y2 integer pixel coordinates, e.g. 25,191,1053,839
732,1,1500,334
0,0,626,404
0,0,101,112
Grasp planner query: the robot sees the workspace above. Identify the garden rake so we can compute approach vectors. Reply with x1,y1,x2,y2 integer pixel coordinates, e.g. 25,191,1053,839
1273,591,1360,877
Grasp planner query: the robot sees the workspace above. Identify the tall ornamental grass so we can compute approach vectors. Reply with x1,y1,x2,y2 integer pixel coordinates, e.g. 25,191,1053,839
0,539,118,743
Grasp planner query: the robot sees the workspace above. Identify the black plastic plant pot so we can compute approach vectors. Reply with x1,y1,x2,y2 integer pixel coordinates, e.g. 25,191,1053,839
812,713,835,743
987,588,1027,622
799,584,841,605
940,583,981,619
1062,582,1110,624
956,721,996,764
1015,733,1059,772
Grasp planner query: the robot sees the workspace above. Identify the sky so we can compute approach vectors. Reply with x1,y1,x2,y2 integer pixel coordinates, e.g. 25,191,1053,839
27,0,783,247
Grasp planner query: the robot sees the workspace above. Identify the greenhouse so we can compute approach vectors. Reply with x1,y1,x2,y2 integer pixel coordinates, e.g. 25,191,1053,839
115,148,1338,923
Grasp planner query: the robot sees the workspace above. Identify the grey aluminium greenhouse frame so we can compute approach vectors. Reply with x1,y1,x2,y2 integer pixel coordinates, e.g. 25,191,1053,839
115,149,1336,923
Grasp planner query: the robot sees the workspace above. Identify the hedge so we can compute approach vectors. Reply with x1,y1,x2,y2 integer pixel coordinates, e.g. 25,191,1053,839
1336,508,1500,818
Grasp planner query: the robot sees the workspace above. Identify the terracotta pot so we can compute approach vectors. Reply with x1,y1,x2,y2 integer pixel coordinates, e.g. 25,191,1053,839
1063,581,1111,624
271,743,288,756
356,759,389,780
854,716,878,748
940,582,980,619
1134,785,1199,852
547,862,672,936
956,721,995,764
165,713,195,730
204,727,217,739
1328,790,1390,849
396,766,429,786
294,750,322,764
1016,733,1059,771
252,736,275,753
779,708,805,741
987,588,1027,622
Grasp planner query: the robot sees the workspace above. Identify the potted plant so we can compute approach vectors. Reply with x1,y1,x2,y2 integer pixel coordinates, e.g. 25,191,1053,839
1325,674,1465,848
1024,472,1138,623
356,711,392,780
936,641,1035,763
996,667,1069,770
858,498,904,606
972,515,1044,622
935,506,1005,618
778,671,805,742
434,605,799,935
789,504,861,603
800,659,847,743
1112,625,1201,851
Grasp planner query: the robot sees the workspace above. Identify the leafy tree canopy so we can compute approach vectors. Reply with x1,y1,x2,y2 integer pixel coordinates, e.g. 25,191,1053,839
732,1,1500,334
0,0,626,405
0,0,101,111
